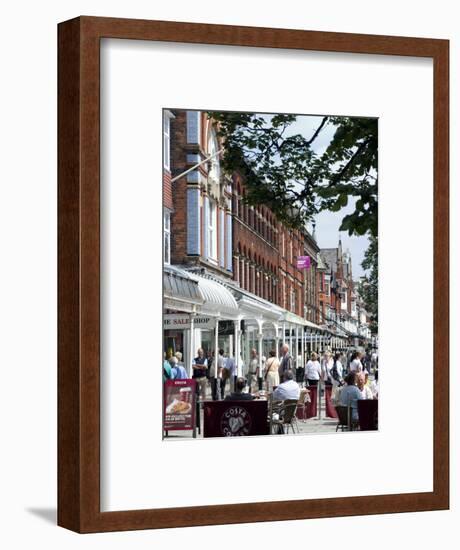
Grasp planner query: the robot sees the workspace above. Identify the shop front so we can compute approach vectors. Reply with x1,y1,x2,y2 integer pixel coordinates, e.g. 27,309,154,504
163,265,240,374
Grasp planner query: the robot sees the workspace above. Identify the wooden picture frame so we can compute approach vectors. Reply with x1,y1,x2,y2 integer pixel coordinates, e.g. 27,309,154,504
58,16,449,533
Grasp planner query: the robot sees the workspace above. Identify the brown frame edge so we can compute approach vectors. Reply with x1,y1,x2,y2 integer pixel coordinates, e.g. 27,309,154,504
58,15,449,533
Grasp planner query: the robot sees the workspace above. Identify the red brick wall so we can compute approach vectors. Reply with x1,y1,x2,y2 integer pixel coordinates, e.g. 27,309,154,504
169,111,191,264
233,175,311,317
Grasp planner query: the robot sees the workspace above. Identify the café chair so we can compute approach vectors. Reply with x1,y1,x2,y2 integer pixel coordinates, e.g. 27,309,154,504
271,399,299,435
335,405,352,431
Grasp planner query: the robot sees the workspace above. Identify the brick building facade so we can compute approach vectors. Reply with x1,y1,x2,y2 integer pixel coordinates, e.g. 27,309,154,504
165,110,233,280
164,108,321,323
320,238,362,342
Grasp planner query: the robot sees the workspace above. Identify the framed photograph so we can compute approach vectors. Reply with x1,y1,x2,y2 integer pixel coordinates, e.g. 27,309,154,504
58,16,449,533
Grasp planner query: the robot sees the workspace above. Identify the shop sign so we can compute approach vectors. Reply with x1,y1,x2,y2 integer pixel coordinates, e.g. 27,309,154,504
297,255,311,269
163,314,215,330
203,400,269,437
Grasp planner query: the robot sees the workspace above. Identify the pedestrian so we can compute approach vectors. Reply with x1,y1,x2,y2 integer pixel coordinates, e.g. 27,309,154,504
321,350,334,385
330,352,344,403
192,348,208,401
163,356,173,383
264,350,280,392
208,350,219,400
305,352,321,386
278,344,293,382
217,348,227,399
370,369,379,398
349,351,363,374
225,354,236,391
172,352,187,379
168,356,180,380
247,348,259,393
332,352,344,383
371,350,378,372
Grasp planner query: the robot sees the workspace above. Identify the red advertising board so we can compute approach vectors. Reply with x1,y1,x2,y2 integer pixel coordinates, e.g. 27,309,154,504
163,379,196,431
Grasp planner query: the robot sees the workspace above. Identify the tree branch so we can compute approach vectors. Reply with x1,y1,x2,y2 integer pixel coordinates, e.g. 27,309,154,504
306,116,329,146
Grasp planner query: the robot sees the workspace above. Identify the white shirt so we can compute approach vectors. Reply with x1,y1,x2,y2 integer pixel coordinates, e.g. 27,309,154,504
335,360,343,378
305,360,321,380
331,360,343,386
226,357,235,376
370,380,379,398
359,385,374,400
350,358,363,373
248,357,258,375
272,379,300,401
321,358,334,381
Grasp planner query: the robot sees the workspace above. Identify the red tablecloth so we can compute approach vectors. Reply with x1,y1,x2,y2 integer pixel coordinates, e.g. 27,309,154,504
357,399,378,430
304,385,318,418
325,385,338,418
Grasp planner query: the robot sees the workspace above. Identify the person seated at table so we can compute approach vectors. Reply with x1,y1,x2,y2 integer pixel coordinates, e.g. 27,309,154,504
357,372,373,400
225,377,254,401
339,372,363,422
272,370,300,401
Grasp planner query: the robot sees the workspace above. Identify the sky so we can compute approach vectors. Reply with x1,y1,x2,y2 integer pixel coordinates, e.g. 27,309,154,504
278,114,370,279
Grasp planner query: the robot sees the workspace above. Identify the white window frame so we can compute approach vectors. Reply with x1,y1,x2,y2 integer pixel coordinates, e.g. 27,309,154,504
164,210,171,265
290,288,296,312
163,114,170,170
208,199,217,261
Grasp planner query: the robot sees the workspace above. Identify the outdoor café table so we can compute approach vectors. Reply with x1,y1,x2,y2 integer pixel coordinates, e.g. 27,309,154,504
357,399,378,430
304,385,318,418
203,399,269,437
325,385,338,418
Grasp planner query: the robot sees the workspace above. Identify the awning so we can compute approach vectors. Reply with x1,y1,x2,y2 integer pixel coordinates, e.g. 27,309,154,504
164,266,239,319
281,311,326,331
164,265,203,313
186,272,239,318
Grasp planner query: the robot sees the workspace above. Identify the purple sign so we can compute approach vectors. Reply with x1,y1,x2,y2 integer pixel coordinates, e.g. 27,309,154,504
297,255,311,269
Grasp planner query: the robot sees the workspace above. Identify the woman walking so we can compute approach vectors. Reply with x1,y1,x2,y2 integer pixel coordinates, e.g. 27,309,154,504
264,350,280,392
305,352,321,386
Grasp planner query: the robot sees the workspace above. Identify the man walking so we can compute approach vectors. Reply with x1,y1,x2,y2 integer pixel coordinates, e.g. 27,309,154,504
278,344,293,382
192,348,208,401
247,348,259,394
217,348,227,399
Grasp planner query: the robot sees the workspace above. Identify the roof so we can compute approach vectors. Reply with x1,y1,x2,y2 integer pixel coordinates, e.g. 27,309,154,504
320,248,338,272
316,252,327,270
